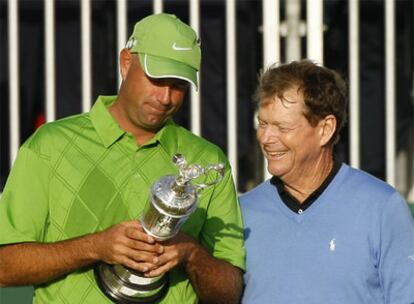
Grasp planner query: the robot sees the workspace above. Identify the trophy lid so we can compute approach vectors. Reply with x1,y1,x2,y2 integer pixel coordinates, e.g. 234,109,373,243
151,175,197,216
149,154,224,217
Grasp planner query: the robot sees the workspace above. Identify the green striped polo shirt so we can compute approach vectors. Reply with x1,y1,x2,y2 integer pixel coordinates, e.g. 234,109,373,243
0,95,245,304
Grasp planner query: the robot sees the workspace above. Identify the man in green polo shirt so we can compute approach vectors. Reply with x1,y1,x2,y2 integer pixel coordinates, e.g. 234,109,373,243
0,13,245,304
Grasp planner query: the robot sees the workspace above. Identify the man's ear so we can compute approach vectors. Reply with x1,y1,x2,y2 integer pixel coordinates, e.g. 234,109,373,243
319,114,337,146
119,49,133,81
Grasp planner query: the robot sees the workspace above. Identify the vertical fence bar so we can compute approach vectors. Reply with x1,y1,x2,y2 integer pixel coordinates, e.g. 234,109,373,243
226,0,237,184
306,0,323,64
117,0,127,88
45,0,56,122
81,0,92,112
385,0,396,186
349,0,360,169
153,0,163,14
286,0,301,63
262,0,280,180
263,0,280,67
9,0,20,165
190,0,201,136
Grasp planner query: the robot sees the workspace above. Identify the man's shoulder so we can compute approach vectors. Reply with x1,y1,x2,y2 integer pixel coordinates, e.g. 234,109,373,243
239,180,272,207
333,164,406,214
23,113,91,154
172,125,228,162
173,124,218,148
337,164,397,198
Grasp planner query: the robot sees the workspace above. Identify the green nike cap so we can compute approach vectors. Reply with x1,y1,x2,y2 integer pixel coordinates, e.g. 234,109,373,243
126,13,201,90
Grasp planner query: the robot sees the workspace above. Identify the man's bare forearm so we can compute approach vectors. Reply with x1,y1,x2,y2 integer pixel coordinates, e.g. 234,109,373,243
143,233,243,303
0,234,99,287
0,220,162,287
185,243,243,304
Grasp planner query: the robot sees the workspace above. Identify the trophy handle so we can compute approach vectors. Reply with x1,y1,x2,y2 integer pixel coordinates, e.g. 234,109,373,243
193,163,225,192
172,153,225,191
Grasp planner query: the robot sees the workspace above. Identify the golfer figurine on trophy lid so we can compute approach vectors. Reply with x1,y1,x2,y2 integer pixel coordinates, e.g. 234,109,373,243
95,153,225,303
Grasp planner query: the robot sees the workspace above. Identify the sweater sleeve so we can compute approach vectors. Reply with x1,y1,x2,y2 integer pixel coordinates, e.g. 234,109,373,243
378,191,414,303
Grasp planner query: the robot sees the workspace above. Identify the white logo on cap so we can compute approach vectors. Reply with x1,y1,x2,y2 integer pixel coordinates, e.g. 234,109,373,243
172,42,193,51
126,37,136,49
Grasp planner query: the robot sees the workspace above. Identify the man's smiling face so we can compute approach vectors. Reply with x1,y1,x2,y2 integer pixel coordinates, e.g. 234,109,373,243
256,86,326,184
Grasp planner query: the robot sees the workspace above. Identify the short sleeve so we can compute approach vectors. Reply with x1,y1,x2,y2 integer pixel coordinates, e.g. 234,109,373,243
379,191,414,303
0,145,50,245
199,162,246,271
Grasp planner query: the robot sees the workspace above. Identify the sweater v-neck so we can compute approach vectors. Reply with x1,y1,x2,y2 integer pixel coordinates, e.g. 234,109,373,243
268,161,344,223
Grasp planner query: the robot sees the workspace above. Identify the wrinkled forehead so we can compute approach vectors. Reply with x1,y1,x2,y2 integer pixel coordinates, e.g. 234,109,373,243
259,85,305,108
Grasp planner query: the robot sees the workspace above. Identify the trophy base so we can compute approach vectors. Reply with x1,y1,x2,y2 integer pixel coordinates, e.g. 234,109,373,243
94,263,169,304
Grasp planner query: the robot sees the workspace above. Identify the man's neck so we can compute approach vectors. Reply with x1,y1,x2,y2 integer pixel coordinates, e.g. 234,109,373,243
282,152,334,204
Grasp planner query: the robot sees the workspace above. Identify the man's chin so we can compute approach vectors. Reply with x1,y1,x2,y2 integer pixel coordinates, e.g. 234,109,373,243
267,164,287,178
142,119,167,131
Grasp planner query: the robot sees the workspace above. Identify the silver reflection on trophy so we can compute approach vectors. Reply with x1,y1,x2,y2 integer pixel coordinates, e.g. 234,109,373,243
95,154,224,303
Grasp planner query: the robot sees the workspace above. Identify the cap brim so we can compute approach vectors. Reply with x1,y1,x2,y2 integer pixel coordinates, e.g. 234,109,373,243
138,53,198,90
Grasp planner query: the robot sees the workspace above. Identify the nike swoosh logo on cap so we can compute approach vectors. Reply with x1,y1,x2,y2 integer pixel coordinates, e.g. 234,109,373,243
172,42,193,51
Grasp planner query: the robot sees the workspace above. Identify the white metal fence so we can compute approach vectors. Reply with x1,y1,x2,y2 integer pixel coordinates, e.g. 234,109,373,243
3,0,414,201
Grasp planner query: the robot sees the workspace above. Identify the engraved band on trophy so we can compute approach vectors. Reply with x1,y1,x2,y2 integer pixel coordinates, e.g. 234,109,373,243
95,154,224,303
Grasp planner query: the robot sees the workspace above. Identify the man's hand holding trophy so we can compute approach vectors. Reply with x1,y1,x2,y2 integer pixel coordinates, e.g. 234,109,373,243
95,154,224,303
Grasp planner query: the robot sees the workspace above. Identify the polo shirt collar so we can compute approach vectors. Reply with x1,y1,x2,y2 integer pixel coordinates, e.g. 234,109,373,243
90,95,179,153
90,95,125,148
149,119,179,154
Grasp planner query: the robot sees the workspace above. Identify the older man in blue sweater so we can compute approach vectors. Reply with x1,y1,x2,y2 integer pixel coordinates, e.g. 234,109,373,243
240,60,414,304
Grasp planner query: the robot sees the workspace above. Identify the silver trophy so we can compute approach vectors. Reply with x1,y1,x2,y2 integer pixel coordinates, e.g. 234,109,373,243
95,154,224,303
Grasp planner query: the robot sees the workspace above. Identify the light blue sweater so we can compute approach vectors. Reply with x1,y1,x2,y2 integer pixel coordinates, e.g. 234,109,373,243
240,164,414,304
